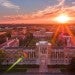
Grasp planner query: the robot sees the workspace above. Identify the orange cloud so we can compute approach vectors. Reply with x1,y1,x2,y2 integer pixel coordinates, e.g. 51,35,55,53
0,0,75,24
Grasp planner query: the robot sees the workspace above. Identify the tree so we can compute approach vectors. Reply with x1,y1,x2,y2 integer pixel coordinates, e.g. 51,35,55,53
0,49,6,65
69,57,75,71
67,57,75,75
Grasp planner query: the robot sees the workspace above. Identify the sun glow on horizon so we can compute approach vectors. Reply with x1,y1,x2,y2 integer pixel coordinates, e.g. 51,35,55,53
54,14,70,23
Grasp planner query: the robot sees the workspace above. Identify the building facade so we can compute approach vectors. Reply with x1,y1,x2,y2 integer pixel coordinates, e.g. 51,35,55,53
2,40,75,66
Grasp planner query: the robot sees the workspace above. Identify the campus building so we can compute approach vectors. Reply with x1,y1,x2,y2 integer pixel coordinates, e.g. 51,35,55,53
2,40,75,64
1,31,75,72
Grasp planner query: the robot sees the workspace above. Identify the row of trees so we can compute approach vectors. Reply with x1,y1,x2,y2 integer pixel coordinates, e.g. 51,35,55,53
19,32,33,47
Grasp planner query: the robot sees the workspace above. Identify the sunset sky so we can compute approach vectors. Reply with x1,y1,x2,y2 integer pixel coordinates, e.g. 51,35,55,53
0,0,75,24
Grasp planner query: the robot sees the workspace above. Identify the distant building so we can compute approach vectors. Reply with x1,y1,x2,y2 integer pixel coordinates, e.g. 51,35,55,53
0,38,19,48
63,35,72,47
33,30,53,39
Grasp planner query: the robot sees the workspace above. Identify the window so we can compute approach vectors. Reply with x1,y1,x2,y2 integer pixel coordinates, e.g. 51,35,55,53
40,47,47,54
